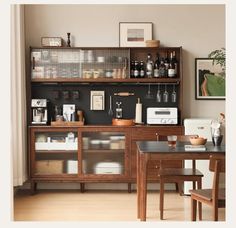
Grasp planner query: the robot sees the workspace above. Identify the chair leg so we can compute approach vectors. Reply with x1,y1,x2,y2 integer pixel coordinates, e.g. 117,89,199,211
160,178,164,220
177,182,183,196
197,180,202,220
191,198,197,221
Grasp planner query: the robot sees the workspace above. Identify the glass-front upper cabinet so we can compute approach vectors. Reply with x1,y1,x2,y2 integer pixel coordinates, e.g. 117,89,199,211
32,130,78,176
82,131,126,175
31,47,129,80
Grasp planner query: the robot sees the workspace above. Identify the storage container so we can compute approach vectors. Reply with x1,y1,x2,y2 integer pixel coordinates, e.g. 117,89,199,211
94,161,123,174
35,160,64,174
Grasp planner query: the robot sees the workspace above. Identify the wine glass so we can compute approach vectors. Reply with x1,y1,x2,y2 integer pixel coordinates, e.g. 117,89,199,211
163,84,169,103
145,83,154,99
156,84,162,103
171,84,177,103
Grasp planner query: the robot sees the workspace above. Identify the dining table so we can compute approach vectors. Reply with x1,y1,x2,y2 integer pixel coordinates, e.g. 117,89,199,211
136,141,225,221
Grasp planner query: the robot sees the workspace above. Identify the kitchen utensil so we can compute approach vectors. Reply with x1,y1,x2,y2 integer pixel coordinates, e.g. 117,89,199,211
145,84,154,99
114,92,134,96
171,84,177,103
163,84,169,103
156,84,162,103
108,95,113,116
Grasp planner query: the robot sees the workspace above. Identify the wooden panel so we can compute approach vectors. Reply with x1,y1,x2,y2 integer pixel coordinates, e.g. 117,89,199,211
130,126,183,180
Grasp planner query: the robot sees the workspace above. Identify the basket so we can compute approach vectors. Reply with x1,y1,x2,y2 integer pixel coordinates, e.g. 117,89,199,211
145,40,160,47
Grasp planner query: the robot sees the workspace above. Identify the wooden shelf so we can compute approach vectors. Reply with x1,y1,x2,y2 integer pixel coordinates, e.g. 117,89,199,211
31,78,180,84
83,149,125,153
36,150,77,153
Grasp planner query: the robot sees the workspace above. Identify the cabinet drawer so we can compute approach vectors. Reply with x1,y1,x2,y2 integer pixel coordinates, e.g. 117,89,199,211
131,126,183,140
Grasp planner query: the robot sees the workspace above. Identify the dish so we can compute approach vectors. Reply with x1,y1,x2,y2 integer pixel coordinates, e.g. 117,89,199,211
190,136,207,145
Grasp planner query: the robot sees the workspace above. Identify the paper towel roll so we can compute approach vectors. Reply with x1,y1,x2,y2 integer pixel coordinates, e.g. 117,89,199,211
135,98,142,124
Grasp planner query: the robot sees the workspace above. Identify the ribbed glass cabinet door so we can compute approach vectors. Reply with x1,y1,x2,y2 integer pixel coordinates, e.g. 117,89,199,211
34,131,78,175
82,132,125,175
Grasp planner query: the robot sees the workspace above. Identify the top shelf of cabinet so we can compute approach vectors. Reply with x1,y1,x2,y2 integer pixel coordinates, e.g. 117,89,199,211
31,78,180,84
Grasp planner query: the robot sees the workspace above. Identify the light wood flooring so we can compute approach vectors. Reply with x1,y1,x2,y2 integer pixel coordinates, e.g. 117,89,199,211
14,189,225,221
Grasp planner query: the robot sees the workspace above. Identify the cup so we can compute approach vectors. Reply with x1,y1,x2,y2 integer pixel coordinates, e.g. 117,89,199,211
167,135,177,148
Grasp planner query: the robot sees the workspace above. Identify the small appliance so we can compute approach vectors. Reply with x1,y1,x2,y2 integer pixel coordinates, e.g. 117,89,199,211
146,107,178,124
31,99,48,125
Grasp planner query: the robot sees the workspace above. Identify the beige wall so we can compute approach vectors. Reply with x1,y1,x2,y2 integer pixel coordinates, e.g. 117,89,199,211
24,4,225,120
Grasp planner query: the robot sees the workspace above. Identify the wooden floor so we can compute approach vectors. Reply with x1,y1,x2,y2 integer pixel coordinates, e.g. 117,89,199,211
14,189,225,221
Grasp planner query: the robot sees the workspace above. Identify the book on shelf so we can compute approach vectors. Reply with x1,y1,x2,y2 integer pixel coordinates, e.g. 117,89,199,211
184,145,206,151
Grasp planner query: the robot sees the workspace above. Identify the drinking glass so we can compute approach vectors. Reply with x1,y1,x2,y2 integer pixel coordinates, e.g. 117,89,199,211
156,84,162,103
163,84,169,103
167,135,177,148
145,83,154,99
171,84,177,103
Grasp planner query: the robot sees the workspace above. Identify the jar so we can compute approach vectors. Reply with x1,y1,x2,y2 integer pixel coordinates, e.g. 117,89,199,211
105,70,113,78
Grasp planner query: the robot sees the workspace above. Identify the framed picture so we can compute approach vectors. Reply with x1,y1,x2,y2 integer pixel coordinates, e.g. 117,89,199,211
195,58,225,100
119,22,153,47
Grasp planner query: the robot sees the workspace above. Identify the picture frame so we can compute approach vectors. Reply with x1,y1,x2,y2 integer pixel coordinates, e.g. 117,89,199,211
119,22,153,47
195,58,225,100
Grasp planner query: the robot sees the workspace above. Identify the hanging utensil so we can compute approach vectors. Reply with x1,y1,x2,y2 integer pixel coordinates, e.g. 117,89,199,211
108,95,113,116
114,92,135,96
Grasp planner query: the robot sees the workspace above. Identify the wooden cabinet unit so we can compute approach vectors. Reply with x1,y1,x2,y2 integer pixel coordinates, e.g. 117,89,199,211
27,46,184,192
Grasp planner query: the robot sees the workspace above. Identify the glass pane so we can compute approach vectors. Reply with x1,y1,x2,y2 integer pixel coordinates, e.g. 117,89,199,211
82,132,125,175
34,131,78,175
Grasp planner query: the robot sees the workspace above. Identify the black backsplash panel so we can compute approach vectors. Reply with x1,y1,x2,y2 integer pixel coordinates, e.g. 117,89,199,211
31,83,179,125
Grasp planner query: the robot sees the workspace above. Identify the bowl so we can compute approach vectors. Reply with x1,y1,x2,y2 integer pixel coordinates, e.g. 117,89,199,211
112,118,135,126
190,136,207,145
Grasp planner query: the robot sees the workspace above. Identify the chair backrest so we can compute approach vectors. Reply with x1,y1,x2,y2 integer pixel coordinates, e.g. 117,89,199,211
156,135,198,168
156,134,198,142
209,155,225,204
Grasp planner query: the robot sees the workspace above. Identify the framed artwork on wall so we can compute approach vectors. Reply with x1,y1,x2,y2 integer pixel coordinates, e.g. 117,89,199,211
195,58,225,100
119,22,153,47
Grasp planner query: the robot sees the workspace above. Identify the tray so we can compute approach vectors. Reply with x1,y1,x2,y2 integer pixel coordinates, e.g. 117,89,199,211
51,121,84,126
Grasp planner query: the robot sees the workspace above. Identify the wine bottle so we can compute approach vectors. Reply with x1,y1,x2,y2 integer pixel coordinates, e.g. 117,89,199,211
168,52,176,77
146,53,153,78
159,57,166,77
153,53,160,78
130,61,135,78
172,51,178,76
139,61,145,78
134,61,139,78
164,52,169,77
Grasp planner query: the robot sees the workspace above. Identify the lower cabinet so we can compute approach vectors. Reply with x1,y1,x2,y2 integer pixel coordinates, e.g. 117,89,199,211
29,125,183,192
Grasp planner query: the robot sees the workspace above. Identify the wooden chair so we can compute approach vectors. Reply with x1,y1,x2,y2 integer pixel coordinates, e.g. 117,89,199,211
190,154,225,221
157,135,204,220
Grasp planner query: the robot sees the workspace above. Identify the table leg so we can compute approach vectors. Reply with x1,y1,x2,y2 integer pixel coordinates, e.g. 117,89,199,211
140,153,148,221
137,148,140,218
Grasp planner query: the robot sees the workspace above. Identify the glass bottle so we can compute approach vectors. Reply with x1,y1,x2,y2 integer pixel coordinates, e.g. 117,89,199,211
146,53,153,78
116,102,122,119
172,51,178,76
159,57,166,77
168,52,176,77
139,61,145,78
130,61,135,78
153,53,160,78
164,52,169,77
134,61,140,78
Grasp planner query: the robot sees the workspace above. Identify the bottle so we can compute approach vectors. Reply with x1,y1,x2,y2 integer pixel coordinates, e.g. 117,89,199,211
134,61,139,78
130,61,135,78
172,51,178,76
168,52,176,77
135,98,142,124
139,61,145,78
159,57,166,77
146,53,153,78
115,102,122,119
153,54,160,78
164,52,169,77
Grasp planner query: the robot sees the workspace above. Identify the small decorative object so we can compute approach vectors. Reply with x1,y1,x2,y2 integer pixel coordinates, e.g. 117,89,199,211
211,113,225,146
41,37,62,47
145,40,160,47
119,22,153,47
195,58,225,100
67,32,71,47
90,91,105,110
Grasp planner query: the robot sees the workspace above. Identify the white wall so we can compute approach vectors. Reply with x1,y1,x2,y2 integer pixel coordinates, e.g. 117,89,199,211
23,4,225,190
24,4,225,119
